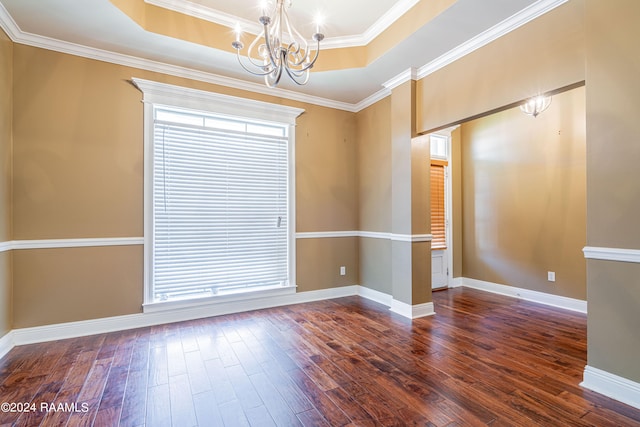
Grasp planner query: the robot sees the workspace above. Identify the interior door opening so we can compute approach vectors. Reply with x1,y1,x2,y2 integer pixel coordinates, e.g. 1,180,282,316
430,133,451,290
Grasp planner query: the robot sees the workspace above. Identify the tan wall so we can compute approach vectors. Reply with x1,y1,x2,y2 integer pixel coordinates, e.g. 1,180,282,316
357,97,391,233
416,0,585,134
13,246,142,328
0,252,10,335
460,87,586,300
585,0,640,382
0,29,13,336
450,127,463,278
296,104,358,233
11,44,358,327
296,237,358,292
295,102,360,293
356,97,392,294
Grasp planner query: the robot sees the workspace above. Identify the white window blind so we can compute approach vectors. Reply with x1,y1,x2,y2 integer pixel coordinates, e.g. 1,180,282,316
152,107,289,302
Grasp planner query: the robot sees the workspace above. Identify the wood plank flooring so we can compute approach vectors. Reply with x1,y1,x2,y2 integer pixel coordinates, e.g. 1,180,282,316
1,287,639,426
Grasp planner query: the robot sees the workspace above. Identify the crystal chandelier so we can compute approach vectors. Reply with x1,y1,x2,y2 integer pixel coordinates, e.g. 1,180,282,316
232,0,324,88
520,95,552,118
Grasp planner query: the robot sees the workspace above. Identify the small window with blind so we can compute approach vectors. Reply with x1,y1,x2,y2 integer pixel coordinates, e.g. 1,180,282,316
133,78,302,309
430,135,448,250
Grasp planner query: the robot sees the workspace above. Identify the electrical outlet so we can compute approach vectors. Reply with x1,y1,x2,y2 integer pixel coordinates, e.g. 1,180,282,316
340,266,346,276
548,271,556,282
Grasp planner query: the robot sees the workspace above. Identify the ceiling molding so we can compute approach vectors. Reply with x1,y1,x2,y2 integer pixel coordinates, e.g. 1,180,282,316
354,88,391,112
358,0,570,113
145,0,263,37
0,7,358,113
416,0,569,80
146,0,421,50
323,0,421,49
0,0,570,114
0,0,20,40
382,68,417,90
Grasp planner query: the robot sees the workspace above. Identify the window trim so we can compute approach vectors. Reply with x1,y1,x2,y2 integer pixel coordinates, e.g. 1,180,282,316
133,78,304,310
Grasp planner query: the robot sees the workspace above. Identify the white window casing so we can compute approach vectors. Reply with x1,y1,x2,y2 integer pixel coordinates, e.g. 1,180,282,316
132,78,303,310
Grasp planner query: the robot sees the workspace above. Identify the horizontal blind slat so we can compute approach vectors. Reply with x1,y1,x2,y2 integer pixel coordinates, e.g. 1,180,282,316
153,109,289,301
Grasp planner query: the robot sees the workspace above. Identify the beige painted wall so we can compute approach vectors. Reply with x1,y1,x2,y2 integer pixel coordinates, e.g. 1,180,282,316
450,127,463,278
416,0,585,134
356,97,392,294
11,44,359,327
13,246,142,328
296,104,358,233
460,87,586,300
296,237,359,292
0,252,10,335
357,97,391,233
0,29,13,336
585,0,640,383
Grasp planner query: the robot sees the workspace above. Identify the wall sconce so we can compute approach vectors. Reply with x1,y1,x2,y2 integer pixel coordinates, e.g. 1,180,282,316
520,95,552,118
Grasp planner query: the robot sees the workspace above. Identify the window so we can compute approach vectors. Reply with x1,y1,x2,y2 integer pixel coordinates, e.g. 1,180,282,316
133,79,303,308
430,135,448,250
430,161,447,250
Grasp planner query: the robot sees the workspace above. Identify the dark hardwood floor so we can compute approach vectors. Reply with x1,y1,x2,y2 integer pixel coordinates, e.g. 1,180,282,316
1,287,639,426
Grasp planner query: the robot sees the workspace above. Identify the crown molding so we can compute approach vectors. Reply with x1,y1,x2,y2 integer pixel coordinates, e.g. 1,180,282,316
0,0,569,114
0,3,357,113
145,0,420,50
354,88,391,112
145,0,263,35
382,68,418,90
0,1,20,40
416,0,569,80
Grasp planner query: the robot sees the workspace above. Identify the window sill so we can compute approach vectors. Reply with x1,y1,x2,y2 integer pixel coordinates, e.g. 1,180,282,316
142,285,297,314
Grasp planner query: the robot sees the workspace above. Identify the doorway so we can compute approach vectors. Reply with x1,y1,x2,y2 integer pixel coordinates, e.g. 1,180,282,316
430,133,451,289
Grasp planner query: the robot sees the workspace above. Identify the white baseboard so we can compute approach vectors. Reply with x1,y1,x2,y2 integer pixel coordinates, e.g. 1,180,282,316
581,365,640,410
5,284,439,352
11,285,361,346
450,277,464,288
357,286,393,307
0,330,14,360
3,280,581,354
460,277,587,313
389,299,435,319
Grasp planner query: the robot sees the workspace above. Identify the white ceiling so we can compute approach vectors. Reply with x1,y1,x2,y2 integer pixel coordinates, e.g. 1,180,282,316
0,0,560,109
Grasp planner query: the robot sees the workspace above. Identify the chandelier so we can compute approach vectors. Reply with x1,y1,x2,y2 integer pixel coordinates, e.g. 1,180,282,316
232,0,324,88
520,95,552,118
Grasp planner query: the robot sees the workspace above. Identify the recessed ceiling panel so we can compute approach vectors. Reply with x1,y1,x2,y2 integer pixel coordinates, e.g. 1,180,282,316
188,0,403,38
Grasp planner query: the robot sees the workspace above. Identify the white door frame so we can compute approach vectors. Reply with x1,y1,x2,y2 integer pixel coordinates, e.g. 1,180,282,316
430,127,457,288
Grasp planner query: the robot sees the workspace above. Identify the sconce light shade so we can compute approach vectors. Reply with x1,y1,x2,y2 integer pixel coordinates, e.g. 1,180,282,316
520,95,552,117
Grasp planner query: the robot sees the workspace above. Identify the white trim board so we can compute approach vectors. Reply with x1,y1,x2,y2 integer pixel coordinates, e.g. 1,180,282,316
0,231,433,253
296,231,433,242
458,277,587,313
296,231,360,239
0,237,144,252
11,286,358,346
357,286,393,307
581,365,640,410
583,246,640,263
0,331,14,360
390,300,435,319
4,285,435,350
